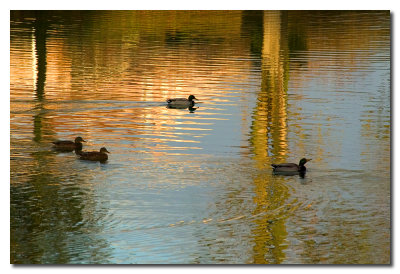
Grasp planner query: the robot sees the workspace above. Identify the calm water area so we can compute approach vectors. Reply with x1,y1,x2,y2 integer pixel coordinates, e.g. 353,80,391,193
10,10,390,264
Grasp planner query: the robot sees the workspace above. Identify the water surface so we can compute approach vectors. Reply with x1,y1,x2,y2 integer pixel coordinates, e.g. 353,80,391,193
10,10,390,264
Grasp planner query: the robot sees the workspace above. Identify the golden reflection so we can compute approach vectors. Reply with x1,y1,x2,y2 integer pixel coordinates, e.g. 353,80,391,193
31,32,37,90
251,175,291,263
250,11,289,168
247,11,292,263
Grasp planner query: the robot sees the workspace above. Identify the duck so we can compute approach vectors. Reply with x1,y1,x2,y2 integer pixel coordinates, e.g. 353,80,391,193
78,147,110,162
271,158,311,173
52,136,86,152
167,95,197,108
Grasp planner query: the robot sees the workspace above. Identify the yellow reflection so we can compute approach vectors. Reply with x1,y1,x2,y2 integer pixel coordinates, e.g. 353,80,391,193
250,11,289,168
248,11,292,263
31,31,37,90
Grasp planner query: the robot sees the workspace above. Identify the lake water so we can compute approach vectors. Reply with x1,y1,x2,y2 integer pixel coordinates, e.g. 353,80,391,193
10,10,390,264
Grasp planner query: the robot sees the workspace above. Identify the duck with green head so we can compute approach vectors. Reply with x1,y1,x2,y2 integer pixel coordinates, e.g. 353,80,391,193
167,95,197,108
78,147,110,162
271,158,311,173
52,136,86,152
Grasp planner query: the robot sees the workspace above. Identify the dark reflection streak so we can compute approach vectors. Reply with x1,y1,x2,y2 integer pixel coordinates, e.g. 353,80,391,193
32,12,47,143
34,12,47,101
241,11,264,57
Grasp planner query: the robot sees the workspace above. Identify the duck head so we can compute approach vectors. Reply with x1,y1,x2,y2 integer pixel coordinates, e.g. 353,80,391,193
299,158,311,166
75,137,86,143
100,147,110,154
188,95,197,101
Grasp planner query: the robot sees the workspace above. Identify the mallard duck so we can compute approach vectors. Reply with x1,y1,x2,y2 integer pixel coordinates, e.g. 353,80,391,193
271,158,311,173
52,136,86,152
167,95,197,108
78,147,110,162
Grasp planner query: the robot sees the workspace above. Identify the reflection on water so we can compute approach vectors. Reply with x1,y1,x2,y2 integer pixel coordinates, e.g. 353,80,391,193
10,10,390,264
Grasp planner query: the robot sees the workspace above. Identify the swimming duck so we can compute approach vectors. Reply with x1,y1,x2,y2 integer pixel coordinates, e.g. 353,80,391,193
167,95,197,108
271,158,311,173
78,147,110,162
52,136,86,152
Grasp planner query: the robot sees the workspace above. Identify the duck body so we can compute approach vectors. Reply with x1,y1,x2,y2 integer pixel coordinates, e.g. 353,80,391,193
271,158,311,173
167,95,197,108
52,136,86,152
78,147,110,162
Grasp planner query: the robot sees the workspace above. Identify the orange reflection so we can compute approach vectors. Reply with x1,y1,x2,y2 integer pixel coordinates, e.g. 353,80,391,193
11,11,257,157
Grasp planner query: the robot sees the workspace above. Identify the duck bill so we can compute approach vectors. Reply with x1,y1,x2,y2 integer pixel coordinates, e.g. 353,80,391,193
306,159,312,162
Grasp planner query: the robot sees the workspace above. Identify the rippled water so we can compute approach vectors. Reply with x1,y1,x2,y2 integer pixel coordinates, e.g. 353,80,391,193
10,10,390,264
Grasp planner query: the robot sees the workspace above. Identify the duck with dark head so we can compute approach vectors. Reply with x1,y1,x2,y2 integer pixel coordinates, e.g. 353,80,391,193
167,95,197,109
271,158,311,176
78,147,110,162
52,136,86,152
